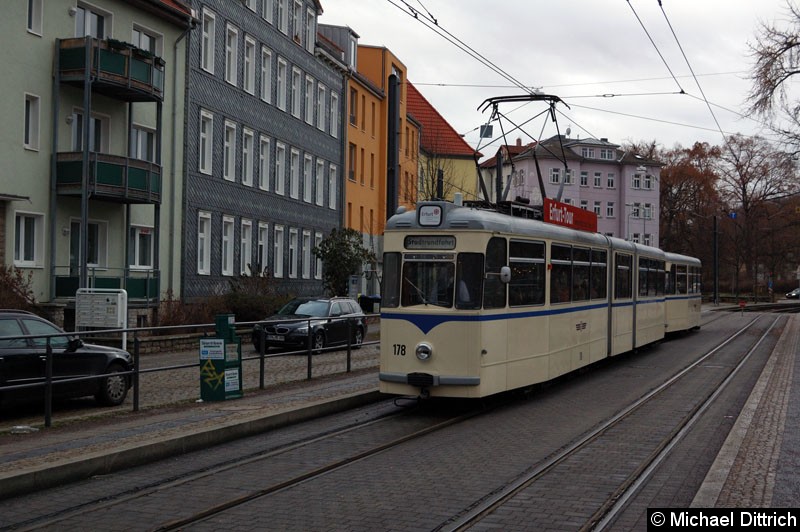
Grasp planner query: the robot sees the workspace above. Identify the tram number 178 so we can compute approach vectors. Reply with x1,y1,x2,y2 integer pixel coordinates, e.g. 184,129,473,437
393,344,407,356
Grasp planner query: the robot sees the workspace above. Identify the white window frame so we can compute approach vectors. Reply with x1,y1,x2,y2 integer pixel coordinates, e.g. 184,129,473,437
278,0,288,34
260,47,272,103
199,109,213,175
262,0,274,23
302,230,311,279
70,218,108,268
315,159,324,206
24,93,40,151
330,92,339,138
242,128,254,187
304,75,314,124
244,0,256,12
259,135,271,191
277,58,287,111
580,171,588,187
549,168,560,184
240,219,252,275
606,202,615,218
201,8,215,74
129,225,154,270
328,164,337,209
644,174,653,190
303,154,313,203
288,227,298,278
225,23,239,86
291,67,302,118
305,7,316,53
292,1,302,42
632,173,642,189
224,120,236,181
257,222,269,274
607,173,616,189
75,4,109,38
275,142,286,195
27,0,43,36
593,172,602,188
132,25,161,56
72,108,109,152
290,148,300,199
130,124,157,163
314,231,323,279
222,215,234,276
316,84,326,131
197,211,211,275
243,35,256,94
580,200,588,211
14,211,44,267
593,201,602,217
274,224,285,278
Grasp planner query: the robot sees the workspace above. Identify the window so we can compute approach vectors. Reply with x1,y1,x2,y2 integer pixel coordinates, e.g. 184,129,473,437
75,4,107,38
277,58,287,111
564,169,573,184
607,173,615,188
349,88,357,125
314,232,323,279
632,173,641,189
348,143,357,181
197,211,211,274
259,135,270,190
275,143,286,195
201,9,215,73
600,148,614,160
632,203,641,218
348,35,358,69
550,244,571,304
305,75,314,124
290,148,300,199
257,222,269,274
274,225,285,277
328,164,337,209
632,233,640,244
130,125,156,162
222,216,234,276
72,110,108,152
644,174,653,190
199,110,213,175
278,0,288,34
593,172,602,188
644,234,652,246
225,24,239,86
580,171,588,186
244,36,256,94
302,230,311,279
129,226,153,269
580,200,588,211
260,47,272,103
262,0,273,23
606,202,615,218
581,147,594,158
244,0,256,11
593,201,601,216
27,0,43,35
315,159,325,206
590,249,608,299
70,219,107,267
288,228,298,278
292,1,303,42
303,154,312,203
132,26,159,55
316,84,326,130
24,94,40,150
644,203,652,219
224,121,236,181
242,128,254,186
509,240,545,307
240,219,252,274
305,7,316,52
572,247,591,302
291,67,302,118
14,212,43,266
330,93,339,138
549,168,560,184
484,237,507,309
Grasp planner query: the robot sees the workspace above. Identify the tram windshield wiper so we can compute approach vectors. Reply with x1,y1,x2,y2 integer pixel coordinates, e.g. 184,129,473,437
404,278,431,306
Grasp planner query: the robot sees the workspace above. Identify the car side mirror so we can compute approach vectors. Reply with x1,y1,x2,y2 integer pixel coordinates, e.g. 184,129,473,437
67,337,83,352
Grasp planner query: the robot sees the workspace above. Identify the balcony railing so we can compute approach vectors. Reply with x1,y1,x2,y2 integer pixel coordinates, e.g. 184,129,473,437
56,152,161,204
58,37,165,102
54,266,160,302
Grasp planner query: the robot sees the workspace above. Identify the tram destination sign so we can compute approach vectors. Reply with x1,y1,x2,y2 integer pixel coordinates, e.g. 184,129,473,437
544,198,598,232
405,235,456,250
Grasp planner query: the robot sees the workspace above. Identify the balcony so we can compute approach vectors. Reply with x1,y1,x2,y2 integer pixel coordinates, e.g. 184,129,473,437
58,37,165,102
54,267,160,303
56,152,161,204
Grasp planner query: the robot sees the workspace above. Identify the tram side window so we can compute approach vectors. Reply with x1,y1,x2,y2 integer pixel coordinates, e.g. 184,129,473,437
382,252,401,308
615,253,632,299
656,260,665,295
550,244,572,304
456,253,484,309
572,247,590,301
509,240,545,307
483,237,507,309
638,258,649,297
676,265,687,294
591,249,607,299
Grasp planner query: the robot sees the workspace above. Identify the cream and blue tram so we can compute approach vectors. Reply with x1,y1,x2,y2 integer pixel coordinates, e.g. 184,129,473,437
379,201,673,399
664,252,703,333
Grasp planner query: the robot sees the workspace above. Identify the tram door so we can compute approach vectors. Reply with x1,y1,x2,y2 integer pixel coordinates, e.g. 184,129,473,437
479,238,509,394
611,252,634,355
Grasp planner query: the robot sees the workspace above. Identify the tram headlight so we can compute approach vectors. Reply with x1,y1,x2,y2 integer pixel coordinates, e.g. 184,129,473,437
416,342,433,361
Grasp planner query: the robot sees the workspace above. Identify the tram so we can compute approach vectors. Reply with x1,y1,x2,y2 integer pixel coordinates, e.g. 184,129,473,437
378,199,702,399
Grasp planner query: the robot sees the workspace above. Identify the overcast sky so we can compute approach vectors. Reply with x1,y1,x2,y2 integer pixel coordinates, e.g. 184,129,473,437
319,0,794,155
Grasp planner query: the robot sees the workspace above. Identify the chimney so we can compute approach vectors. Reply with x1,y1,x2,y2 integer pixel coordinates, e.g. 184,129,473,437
516,138,522,146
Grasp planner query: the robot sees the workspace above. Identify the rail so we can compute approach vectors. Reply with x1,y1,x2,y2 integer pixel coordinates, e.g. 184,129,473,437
0,314,380,428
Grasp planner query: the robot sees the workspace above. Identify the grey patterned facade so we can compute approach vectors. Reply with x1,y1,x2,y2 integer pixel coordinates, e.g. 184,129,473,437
183,0,345,299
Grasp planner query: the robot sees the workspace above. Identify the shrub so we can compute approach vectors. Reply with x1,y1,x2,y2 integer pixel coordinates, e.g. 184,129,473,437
0,265,37,312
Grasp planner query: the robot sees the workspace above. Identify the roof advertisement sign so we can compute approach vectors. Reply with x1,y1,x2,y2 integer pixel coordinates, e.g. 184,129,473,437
544,198,598,233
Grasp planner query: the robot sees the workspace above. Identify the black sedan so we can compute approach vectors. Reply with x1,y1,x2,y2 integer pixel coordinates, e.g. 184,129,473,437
252,297,367,352
0,310,133,406
787,288,800,299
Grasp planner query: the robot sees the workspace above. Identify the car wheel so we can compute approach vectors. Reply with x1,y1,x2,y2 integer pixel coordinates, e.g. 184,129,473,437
95,364,129,406
353,327,364,349
313,331,326,352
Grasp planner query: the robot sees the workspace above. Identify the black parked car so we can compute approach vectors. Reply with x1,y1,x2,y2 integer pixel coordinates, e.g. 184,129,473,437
0,310,133,406
252,297,367,352
787,288,800,299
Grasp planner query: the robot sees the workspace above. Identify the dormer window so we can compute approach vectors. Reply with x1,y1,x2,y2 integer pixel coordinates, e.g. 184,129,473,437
599,148,615,160
581,147,594,158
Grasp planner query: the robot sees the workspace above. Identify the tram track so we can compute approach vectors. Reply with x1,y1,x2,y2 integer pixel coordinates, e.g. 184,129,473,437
434,314,780,531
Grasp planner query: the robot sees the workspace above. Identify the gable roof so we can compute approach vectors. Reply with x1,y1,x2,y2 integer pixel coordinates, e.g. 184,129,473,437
406,82,480,158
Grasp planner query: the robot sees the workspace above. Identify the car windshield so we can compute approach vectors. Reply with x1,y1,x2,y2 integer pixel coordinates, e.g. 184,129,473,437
278,299,330,317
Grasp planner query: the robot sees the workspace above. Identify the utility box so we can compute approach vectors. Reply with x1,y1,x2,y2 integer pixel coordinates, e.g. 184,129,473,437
199,314,242,401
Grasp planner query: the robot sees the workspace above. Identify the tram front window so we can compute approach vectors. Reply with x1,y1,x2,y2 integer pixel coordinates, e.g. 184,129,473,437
402,261,455,308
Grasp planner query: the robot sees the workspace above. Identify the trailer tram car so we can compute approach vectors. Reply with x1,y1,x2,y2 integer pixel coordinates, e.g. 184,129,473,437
379,200,701,399
664,252,703,333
